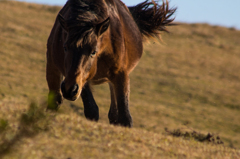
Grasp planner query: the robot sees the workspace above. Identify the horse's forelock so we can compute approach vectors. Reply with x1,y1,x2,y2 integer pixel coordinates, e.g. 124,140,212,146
68,0,108,24
65,0,108,47
66,27,96,47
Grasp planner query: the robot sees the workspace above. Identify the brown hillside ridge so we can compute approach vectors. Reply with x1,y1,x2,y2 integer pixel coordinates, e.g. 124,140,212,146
0,1,240,158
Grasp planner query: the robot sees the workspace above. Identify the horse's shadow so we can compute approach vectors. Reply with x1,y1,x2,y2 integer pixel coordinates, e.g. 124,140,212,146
0,101,84,158
0,102,50,157
69,103,84,117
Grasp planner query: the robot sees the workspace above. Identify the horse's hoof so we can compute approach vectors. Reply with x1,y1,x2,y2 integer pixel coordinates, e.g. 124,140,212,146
117,116,133,128
84,108,99,121
109,120,118,125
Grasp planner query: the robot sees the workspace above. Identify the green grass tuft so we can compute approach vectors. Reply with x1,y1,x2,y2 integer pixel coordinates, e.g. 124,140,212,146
0,119,8,132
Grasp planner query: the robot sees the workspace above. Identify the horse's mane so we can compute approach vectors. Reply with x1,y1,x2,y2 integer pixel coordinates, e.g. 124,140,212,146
65,0,108,46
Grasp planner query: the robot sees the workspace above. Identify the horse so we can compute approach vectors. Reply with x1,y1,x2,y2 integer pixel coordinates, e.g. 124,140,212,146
46,0,176,127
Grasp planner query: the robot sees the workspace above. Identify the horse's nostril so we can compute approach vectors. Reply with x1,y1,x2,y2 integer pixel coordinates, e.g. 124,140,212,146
70,84,79,96
61,81,66,94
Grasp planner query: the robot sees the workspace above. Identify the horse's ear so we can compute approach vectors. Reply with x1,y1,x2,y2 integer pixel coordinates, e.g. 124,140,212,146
96,17,110,36
58,14,68,31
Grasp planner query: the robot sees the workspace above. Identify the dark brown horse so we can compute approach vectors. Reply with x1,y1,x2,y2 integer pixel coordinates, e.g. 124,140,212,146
46,0,176,127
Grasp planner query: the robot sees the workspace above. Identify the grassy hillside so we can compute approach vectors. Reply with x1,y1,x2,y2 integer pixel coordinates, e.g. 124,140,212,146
0,1,240,158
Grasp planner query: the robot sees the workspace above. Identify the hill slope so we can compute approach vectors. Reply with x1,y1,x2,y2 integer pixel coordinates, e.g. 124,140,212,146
0,98,239,159
0,1,240,158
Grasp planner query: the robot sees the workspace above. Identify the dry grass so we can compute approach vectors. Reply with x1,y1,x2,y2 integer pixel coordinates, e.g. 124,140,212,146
0,1,240,158
0,100,239,159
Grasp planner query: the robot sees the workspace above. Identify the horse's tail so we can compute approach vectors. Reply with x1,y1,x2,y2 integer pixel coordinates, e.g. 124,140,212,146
128,0,176,39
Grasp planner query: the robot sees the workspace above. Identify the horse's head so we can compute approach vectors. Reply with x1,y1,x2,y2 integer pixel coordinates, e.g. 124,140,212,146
57,7,109,101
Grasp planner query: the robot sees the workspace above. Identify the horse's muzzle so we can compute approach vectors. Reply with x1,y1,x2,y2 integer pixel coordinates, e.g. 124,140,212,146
61,81,80,101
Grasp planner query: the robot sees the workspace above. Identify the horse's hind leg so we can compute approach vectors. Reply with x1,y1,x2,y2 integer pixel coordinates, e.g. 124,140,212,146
46,57,63,110
108,83,118,124
81,83,99,121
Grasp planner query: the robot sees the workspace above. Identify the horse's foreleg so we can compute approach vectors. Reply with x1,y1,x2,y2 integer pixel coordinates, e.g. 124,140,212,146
108,83,118,124
46,59,63,110
112,72,132,127
81,83,99,121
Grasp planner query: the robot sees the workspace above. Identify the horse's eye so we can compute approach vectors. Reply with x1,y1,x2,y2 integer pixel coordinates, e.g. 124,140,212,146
63,46,67,52
90,51,97,57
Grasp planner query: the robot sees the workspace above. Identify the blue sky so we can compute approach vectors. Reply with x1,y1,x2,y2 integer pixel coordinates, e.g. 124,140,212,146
18,0,240,30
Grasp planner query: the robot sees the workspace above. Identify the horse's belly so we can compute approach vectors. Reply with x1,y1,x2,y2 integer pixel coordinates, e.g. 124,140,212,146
90,78,109,85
